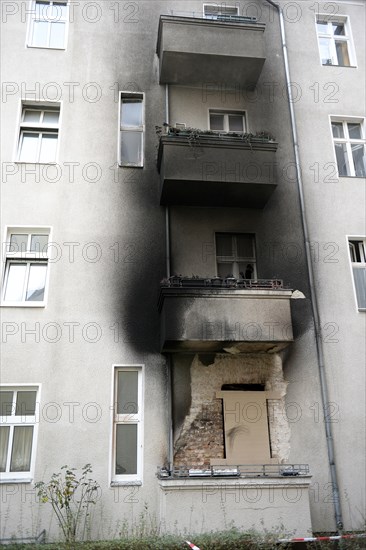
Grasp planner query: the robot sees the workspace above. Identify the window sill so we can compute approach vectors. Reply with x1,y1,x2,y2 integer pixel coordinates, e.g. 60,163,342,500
118,164,144,169
0,477,33,484
14,161,58,166
26,45,66,51
1,302,46,308
322,64,357,68
337,175,366,179
110,480,142,487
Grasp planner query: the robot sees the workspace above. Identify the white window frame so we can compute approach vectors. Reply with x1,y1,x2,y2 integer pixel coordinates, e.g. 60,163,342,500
1,226,52,307
203,4,239,18
27,0,69,50
315,15,356,67
118,92,145,168
111,366,144,485
330,116,366,178
209,110,247,134
0,384,40,483
17,103,61,164
347,236,366,312
215,233,257,279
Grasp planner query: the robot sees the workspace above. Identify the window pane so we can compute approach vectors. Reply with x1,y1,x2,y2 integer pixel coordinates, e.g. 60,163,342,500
121,131,142,165
348,123,362,139
353,267,366,309
23,110,41,123
51,3,67,20
15,392,37,416
0,392,14,416
35,1,48,18
239,262,255,279
49,22,65,48
217,263,232,278
332,23,345,36
0,427,10,472
236,235,254,257
32,20,49,47
210,114,224,131
332,122,344,139
349,242,358,263
10,234,28,253
351,144,366,177
19,133,39,162
25,264,47,301
335,41,350,66
121,100,142,127
4,264,27,301
39,133,58,163
317,21,329,33
30,235,49,253
216,234,233,256
115,424,137,475
319,37,332,64
117,371,138,414
228,115,244,132
334,143,350,176
43,111,60,124
10,426,33,472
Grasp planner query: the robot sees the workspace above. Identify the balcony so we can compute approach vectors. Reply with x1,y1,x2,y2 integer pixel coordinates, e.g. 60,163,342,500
157,466,312,536
157,132,278,208
156,14,266,87
158,278,294,353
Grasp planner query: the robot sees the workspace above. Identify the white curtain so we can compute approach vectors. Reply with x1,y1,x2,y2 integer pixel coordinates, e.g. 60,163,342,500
10,426,33,471
0,427,10,472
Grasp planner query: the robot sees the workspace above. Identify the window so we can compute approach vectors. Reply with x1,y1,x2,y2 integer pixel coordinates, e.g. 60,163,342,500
112,367,143,483
17,105,60,163
331,119,366,177
119,92,144,167
204,4,239,18
28,0,69,49
2,228,50,306
348,238,366,310
216,233,256,279
0,386,39,481
316,16,354,66
209,110,246,133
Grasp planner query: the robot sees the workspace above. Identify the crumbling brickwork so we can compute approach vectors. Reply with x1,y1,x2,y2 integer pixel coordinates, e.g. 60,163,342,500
173,353,290,466
174,400,224,466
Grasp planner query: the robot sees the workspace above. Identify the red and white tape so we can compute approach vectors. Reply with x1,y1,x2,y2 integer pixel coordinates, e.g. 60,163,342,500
185,541,201,550
278,533,366,543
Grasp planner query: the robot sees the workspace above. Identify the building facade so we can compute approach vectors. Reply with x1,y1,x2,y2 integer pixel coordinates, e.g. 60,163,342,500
0,0,365,541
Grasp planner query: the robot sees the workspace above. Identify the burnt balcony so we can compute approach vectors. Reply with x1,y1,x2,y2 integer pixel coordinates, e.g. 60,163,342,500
156,14,266,87
157,131,278,208
158,277,294,353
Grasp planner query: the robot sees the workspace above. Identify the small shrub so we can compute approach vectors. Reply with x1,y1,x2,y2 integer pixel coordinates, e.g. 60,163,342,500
35,464,100,543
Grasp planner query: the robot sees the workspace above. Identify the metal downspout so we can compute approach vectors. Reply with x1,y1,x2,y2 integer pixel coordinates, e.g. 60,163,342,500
165,83,173,469
263,0,343,531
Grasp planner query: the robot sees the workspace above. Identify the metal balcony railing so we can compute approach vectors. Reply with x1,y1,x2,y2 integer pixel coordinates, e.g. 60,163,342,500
157,464,310,480
166,11,258,24
160,276,287,290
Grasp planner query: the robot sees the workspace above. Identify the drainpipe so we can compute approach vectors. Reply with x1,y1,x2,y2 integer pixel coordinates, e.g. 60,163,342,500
165,84,171,278
165,83,173,469
262,0,343,531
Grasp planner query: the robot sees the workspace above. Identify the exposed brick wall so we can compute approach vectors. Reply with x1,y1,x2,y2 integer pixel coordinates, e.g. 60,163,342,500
173,353,290,466
174,400,224,467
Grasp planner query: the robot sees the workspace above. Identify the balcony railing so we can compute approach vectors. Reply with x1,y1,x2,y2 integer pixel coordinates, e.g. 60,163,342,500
157,464,310,479
165,10,258,24
161,276,287,290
